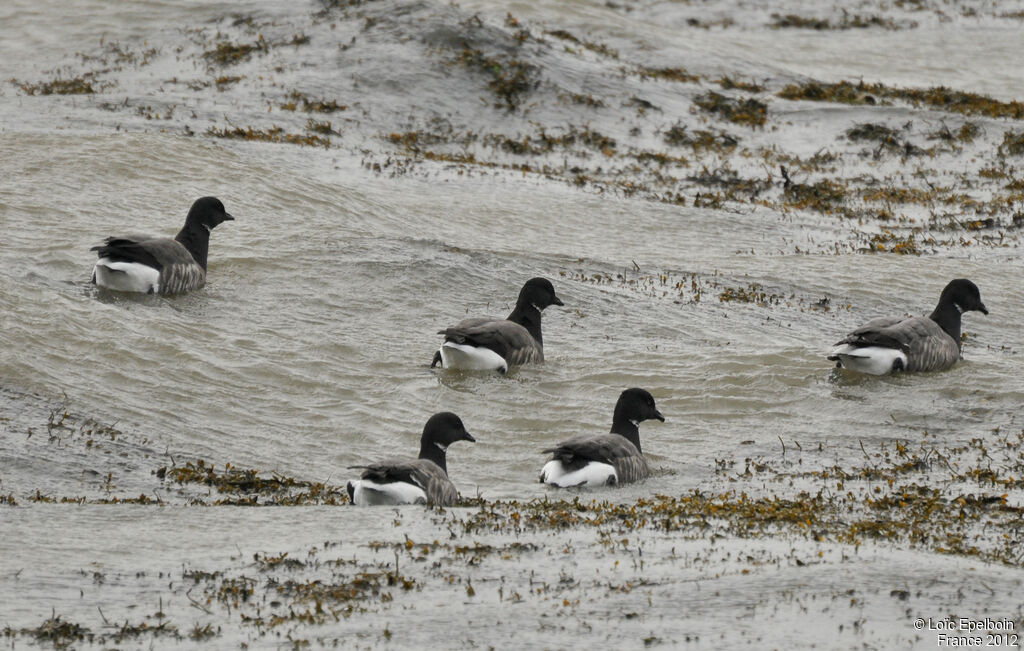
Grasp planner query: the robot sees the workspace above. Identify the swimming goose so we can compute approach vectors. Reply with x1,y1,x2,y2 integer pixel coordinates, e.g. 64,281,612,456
91,196,234,294
828,278,988,375
346,412,476,506
431,277,564,373
540,388,664,488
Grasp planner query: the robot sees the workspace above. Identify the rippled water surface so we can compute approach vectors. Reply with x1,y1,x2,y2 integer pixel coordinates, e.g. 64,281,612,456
2,0,1024,648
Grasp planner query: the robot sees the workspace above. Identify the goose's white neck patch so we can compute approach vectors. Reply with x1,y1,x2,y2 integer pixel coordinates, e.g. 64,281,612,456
954,303,964,314
630,419,639,427
434,442,449,452
203,224,212,233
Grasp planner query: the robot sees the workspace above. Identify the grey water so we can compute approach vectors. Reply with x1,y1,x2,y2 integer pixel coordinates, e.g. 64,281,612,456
2,0,1023,648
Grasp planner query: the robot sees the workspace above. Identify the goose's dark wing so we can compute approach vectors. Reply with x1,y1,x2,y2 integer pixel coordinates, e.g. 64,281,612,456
92,236,197,269
834,315,912,351
351,459,458,506
544,434,649,483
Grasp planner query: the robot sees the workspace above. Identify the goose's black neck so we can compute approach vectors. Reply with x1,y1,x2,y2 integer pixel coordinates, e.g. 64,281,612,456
610,419,642,454
175,222,212,269
507,303,543,345
418,440,448,474
929,302,963,350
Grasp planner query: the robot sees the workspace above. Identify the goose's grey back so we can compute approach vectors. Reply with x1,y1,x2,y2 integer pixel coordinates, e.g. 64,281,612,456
839,315,960,372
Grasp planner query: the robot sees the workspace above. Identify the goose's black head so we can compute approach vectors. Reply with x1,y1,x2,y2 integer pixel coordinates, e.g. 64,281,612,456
419,412,475,472
422,412,475,448
517,277,564,311
613,388,665,426
175,197,234,269
186,196,235,232
940,279,988,315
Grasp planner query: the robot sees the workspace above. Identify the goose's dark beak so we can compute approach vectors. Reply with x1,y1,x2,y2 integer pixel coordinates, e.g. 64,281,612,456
653,410,665,422
463,431,476,443
552,295,564,307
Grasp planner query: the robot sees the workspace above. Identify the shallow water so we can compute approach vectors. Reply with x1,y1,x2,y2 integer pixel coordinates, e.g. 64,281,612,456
2,0,1024,648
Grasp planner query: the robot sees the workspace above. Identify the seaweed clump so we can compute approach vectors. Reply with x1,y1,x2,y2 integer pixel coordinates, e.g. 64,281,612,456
868,230,921,255
845,123,924,157
638,66,701,83
998,131,1024,157
694,91,767,127
453,46,539,110
16,614,91,649
280,90,347,113
545,29,619,59
15,76,97,95
206,125,330,148
202,37,269,66
782,176,849,215
155,459,348,505
779,80,1024,119
663,124,739,152
770,13,902,30
718,283,782,305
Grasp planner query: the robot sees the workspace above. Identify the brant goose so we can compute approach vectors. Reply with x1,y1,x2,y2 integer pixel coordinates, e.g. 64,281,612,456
346,412,475,506
828,278,988,375
91,196,234,294
431,277,564,373
540,388,664,488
